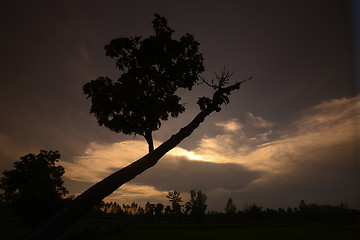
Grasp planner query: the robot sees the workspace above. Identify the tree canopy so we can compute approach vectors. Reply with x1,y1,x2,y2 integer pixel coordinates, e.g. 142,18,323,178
83,13,204,152
0,150,68,221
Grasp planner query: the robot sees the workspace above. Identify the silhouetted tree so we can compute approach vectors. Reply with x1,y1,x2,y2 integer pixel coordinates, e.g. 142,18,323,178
167,190,182,216
83,13,204,153
145,201,155,218
164,205,172,216
130,202,140,215
187,190,207,221
184,201,192,215
299,200,308,211
122,203,131,215
225,198,237,217
243,203,264,221
155,203,164,218
0,150,68,221
91,201,106,214
103,201,122,214
137,205,145,215
25,14,250,239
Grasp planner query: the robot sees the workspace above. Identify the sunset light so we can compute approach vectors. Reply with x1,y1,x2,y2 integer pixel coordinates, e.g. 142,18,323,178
61,96,359,209
0,1,359,238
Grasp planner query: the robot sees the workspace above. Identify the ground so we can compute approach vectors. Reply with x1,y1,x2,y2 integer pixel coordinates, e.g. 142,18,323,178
2,214,359,240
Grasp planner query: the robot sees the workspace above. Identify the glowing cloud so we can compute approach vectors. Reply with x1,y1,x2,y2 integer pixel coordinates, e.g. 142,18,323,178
62,141,149,182
62,140,204,182
215,119,243,132
105,183,168,205
246,112,275,128
195,96,360,181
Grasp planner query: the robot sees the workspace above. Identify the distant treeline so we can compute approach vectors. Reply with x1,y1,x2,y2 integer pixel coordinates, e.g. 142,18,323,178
87,191,359,223
0,189,359,223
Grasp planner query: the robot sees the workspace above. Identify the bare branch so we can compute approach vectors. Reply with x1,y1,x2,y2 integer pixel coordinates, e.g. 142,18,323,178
197,74,214,89
197,67,237,92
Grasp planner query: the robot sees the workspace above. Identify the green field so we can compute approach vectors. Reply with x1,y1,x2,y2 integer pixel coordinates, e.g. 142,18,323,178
2,215,359,240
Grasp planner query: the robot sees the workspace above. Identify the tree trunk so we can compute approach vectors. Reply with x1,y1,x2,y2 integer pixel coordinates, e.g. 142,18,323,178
144,130,154,153
24,81,245,239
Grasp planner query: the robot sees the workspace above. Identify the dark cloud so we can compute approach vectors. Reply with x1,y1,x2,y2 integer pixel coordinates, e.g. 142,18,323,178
114,157,263,193
204,142,360,210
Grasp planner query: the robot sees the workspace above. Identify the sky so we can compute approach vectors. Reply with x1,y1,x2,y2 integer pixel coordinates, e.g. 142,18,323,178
0,0,359,212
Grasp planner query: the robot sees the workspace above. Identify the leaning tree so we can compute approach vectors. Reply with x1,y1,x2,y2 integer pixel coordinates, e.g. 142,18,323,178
24,14,251,239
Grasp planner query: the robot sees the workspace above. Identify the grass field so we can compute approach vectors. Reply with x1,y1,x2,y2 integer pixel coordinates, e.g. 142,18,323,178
59,220,360,240
2,215,359,240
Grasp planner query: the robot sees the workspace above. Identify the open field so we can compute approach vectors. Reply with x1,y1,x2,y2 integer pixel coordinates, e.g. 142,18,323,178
59,220,360,240
2,215,359,240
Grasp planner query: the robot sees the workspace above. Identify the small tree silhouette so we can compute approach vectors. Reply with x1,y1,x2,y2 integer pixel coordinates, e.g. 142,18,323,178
166,190,183,216
225,198,237,216
145,201,155,217
244,203,263,221
187,190,207,221
24,14,251,239
154,203,164,218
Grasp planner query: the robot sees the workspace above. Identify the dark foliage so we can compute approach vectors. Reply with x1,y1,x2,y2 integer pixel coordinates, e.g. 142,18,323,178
186,190,207,221
0,150,68,221
83,14,204,152
155,203,165,219
166,190,183,216
88,196,359,224
225,197,237,221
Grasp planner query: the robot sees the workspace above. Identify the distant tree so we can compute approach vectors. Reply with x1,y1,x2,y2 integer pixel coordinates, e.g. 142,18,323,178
25,14,251,239
164,205,172,216
299,200,308,211
184,201,192,215
137,205,145,215
286,207,293,214
122,203,131,215
155,203,164,218
166,190,183,215
145,201,155,217
130,202,139,215
0,150,68,221
92,201,106,214
225,198,237,216
244,203,263,221
187,190,207,221
107,201,122,214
